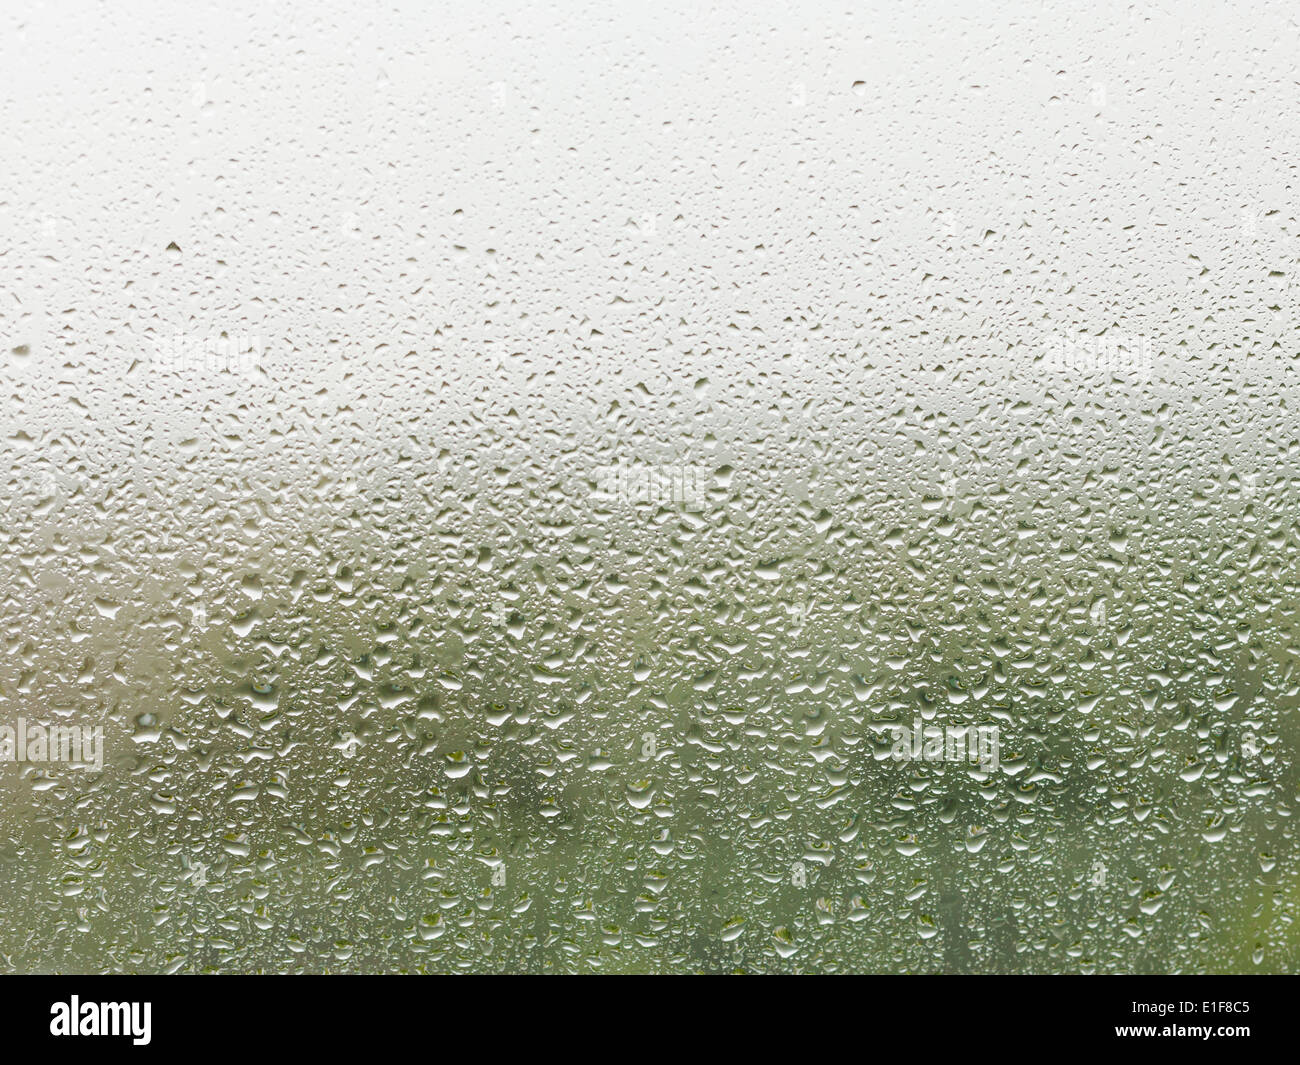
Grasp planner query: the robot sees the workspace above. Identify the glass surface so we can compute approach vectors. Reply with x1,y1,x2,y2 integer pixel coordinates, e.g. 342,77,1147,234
1,0,1296,974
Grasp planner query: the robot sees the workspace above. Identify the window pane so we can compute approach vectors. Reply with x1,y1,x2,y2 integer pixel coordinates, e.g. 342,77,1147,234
1,0,1294,975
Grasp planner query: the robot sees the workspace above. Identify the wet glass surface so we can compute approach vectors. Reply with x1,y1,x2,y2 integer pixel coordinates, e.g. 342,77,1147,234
1,1,1297,973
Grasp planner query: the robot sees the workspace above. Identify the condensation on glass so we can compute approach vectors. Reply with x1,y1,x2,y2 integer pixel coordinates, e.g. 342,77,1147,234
0,1,1295,973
